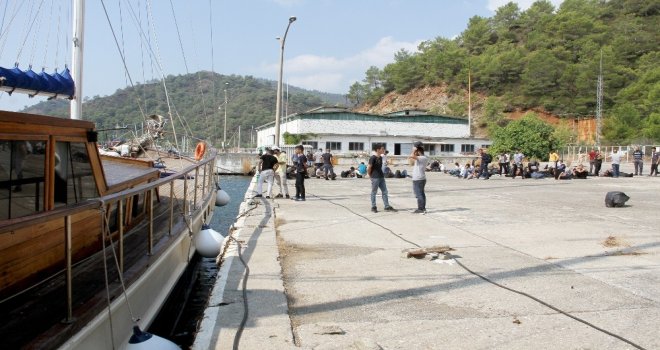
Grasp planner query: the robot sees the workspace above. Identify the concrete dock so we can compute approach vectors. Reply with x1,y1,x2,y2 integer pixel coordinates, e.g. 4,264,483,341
194,166,660,350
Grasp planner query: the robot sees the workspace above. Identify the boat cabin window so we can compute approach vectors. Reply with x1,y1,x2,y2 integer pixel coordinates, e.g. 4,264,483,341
0,140,46,219
54,142,99,207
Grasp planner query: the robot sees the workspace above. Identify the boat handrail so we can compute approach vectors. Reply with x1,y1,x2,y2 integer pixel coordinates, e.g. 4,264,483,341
0,148,218,233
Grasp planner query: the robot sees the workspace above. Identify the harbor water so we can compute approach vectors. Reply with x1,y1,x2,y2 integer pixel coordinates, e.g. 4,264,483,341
148,175,251,349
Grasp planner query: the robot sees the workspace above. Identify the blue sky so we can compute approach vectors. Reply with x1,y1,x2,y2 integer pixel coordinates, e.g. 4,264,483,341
1,0,563,112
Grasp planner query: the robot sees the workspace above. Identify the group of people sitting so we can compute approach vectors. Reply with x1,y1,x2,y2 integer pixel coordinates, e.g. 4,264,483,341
340,162,410,179
446,159,590,180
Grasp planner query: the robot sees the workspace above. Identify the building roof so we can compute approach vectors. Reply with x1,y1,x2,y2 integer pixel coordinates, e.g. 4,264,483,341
256,106,467,130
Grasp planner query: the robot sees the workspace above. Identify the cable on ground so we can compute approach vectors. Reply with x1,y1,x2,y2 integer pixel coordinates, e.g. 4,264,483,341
309,192,647,350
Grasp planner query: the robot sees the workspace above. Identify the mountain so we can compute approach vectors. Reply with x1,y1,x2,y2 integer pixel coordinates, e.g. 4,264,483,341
21,72,347,147
348,0,659,143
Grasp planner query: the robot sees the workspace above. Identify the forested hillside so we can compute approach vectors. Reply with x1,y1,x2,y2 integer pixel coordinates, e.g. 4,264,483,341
22,73,346,147
348,0,659,144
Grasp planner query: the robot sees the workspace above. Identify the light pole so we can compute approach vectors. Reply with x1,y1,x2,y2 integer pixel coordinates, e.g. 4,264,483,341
274,16,296,147
223,82,229,150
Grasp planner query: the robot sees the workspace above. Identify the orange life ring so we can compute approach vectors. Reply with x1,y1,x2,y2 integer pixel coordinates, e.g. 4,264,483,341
194,142,206,161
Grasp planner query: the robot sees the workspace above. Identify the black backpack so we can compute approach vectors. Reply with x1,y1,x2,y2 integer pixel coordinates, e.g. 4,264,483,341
484,153,492,163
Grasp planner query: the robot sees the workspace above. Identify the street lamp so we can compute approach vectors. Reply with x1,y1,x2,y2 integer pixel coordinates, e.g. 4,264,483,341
223,82,229,150
274,16,296,147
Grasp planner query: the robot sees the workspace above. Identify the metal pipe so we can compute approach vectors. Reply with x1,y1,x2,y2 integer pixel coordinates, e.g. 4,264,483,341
64,215,74,323
118,200,124,273
148,189,153,255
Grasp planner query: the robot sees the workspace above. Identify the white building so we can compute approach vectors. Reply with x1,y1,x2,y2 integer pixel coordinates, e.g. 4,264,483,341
256,107,491,156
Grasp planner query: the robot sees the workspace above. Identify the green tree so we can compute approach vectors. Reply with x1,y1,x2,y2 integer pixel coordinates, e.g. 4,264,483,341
602,102,643,144
482,96,506,128
347,82,366,105
460,16,496,55
490,113,558,159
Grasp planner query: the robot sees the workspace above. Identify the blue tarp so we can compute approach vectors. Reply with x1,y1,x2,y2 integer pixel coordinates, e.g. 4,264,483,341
0,64,74,98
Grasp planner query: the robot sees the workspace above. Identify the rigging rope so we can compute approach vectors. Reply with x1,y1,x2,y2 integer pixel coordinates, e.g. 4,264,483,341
117,0,129,88
168,0,189,74
208,0,218,145
40,0,55,69
16,0,46,63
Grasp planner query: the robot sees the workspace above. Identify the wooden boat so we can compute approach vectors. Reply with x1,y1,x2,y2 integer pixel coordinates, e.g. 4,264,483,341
0,110,217,348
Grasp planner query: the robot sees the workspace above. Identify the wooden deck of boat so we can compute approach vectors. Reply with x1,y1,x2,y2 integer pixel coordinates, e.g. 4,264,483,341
0,152,213,349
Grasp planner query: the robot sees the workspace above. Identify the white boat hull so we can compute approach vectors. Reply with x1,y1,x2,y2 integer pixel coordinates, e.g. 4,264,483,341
60,196,215,350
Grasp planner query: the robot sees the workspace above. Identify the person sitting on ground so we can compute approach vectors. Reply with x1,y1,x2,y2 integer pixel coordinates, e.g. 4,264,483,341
528,159,539,174
572,164,588,179
556,162,573,180
459,163,469,179
448,162,461,176
394,169,409,178
427,160,441,172
341,167,357,178
356,162,367,178
554,160,567,180
384,166,395,178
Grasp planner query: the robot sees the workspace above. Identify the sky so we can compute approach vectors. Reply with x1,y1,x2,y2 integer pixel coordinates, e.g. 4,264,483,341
0,0,563,112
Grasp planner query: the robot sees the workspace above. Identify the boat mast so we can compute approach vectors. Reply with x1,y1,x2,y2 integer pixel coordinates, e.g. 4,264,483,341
71,0,85,120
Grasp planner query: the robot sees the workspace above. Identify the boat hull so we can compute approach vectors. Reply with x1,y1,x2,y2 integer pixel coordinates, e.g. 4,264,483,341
60,192,215,349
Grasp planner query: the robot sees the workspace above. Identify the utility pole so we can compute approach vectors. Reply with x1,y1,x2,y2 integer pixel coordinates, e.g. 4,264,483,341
596,49,603,146
223,82,229,150
468,68,472,138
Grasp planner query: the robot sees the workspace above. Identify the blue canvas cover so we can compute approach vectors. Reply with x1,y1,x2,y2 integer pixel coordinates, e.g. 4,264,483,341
0,64,74,97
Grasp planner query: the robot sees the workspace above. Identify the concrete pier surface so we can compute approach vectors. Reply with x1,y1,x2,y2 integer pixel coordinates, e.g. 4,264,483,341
194,168,660,350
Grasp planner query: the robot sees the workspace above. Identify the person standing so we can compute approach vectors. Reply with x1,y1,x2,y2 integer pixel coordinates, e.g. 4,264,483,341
649,147,659,176
306,150,314,168
512,149,525,179
409,143,428,214
594,150,603,176
368,143,396,213
255,149,278,198
498,152,508,176
381,150,389,172
610,149,622,178
632,147,644,176
478,148,492,179
321,148,336,180
313,148,323,176
588,148,597,175
292,145,308,201
272,147,290,198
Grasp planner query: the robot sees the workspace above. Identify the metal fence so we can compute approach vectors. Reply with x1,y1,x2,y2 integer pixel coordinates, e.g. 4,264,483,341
562,145,659,165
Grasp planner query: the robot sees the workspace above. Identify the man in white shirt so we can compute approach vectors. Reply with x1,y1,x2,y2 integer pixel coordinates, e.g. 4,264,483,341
409,142,428,213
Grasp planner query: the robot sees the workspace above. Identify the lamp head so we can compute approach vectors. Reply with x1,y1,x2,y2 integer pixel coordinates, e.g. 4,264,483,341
289,16,297,23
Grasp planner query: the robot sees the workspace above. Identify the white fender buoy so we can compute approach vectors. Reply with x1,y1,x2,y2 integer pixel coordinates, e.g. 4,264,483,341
216,188,230,206
126,326,179,350
194,224,223,258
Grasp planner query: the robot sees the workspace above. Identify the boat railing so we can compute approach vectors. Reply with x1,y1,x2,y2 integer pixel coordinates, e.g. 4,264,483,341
0,148,218,323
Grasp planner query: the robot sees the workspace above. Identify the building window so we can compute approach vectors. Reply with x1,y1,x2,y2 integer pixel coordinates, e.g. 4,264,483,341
481,144,490,149
348,142,364,151
302,141,318,149
325,141,341,151
439,144,455,152
461,144,475,153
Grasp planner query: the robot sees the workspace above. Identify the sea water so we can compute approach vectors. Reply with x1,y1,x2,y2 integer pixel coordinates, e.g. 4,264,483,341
148,175,251,348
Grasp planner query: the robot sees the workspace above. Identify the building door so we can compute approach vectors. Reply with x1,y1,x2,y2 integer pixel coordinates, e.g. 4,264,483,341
394,143,401,155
